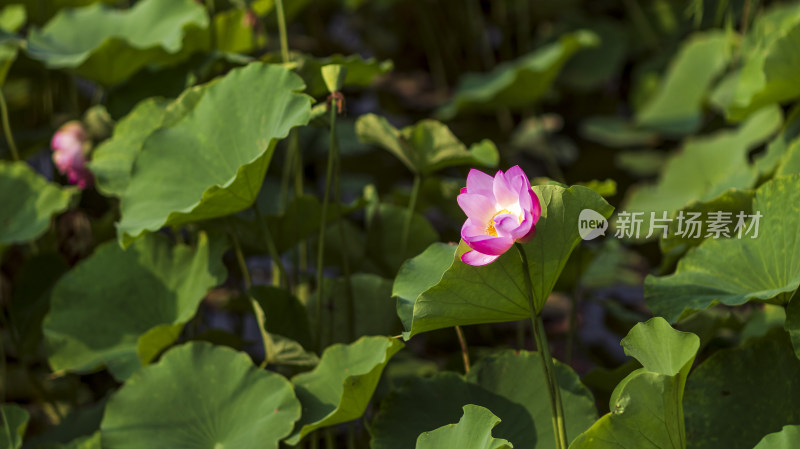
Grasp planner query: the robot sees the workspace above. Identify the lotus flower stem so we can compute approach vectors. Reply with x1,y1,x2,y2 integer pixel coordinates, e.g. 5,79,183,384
455,325,471,373
0,91,19,161
516,243,569,449
229,230,274,367
401,174,422,256
315,103,340,350
332,142,355,341
275,0,290,63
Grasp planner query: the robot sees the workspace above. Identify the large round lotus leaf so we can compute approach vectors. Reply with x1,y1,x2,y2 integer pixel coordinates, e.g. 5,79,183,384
570,318,700,449
753,426,800,449
117,62,312,247
684,331,800,449
355,114,498,175
711,2,800,121
286,336,404,444
100,342,300,449
622,105,782,242
25,0,208,85
89,97,170,196
395,185,612,338
436,30,597,119
415,405,512,449
635,31,732,136
0,161,73,246
645,175,800,324
43,233,227,381
370,350,597,449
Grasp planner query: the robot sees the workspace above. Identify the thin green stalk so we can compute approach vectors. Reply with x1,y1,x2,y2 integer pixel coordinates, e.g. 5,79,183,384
292,132,310,305
274,0,290,63
230,230,274,367
533,313,568,449
252,201,289,288
0,91,19,161
516,243,568,449
455,325,471,373
401,175,422,257
332,141,354,341
315,105,339,350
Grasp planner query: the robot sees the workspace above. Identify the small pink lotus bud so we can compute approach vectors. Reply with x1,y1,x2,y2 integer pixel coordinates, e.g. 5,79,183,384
51,121,92,189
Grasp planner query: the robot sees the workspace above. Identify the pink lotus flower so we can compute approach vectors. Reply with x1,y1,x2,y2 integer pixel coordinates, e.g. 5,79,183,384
457,166,541,266
51,121,92,189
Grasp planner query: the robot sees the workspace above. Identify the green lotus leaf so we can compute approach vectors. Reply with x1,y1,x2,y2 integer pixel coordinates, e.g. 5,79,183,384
684,330,800,449
396,185,612,338
43,233,227,381
286,336,404,445
250,285,312,348
355,114,498,176
635,31,732,136
755,105,800,176
117,62,311,247
580,116,660,148
0,161,73,246
370,350,597,449
776,138,800,177
101,342,300,449
645,175,800,324
0,404,29,449
622,105,781,241
658,188,754,260
285,53,392,97
437,30,598,119
393,242,457,333
213,8,262,55
415,405,513,449
571,318,700,449
710,3,800,121
753,426,800,449
26,0,208,85
89,97,171,196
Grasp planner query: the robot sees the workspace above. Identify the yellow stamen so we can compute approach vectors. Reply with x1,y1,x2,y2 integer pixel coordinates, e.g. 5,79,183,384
486,209,513,237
